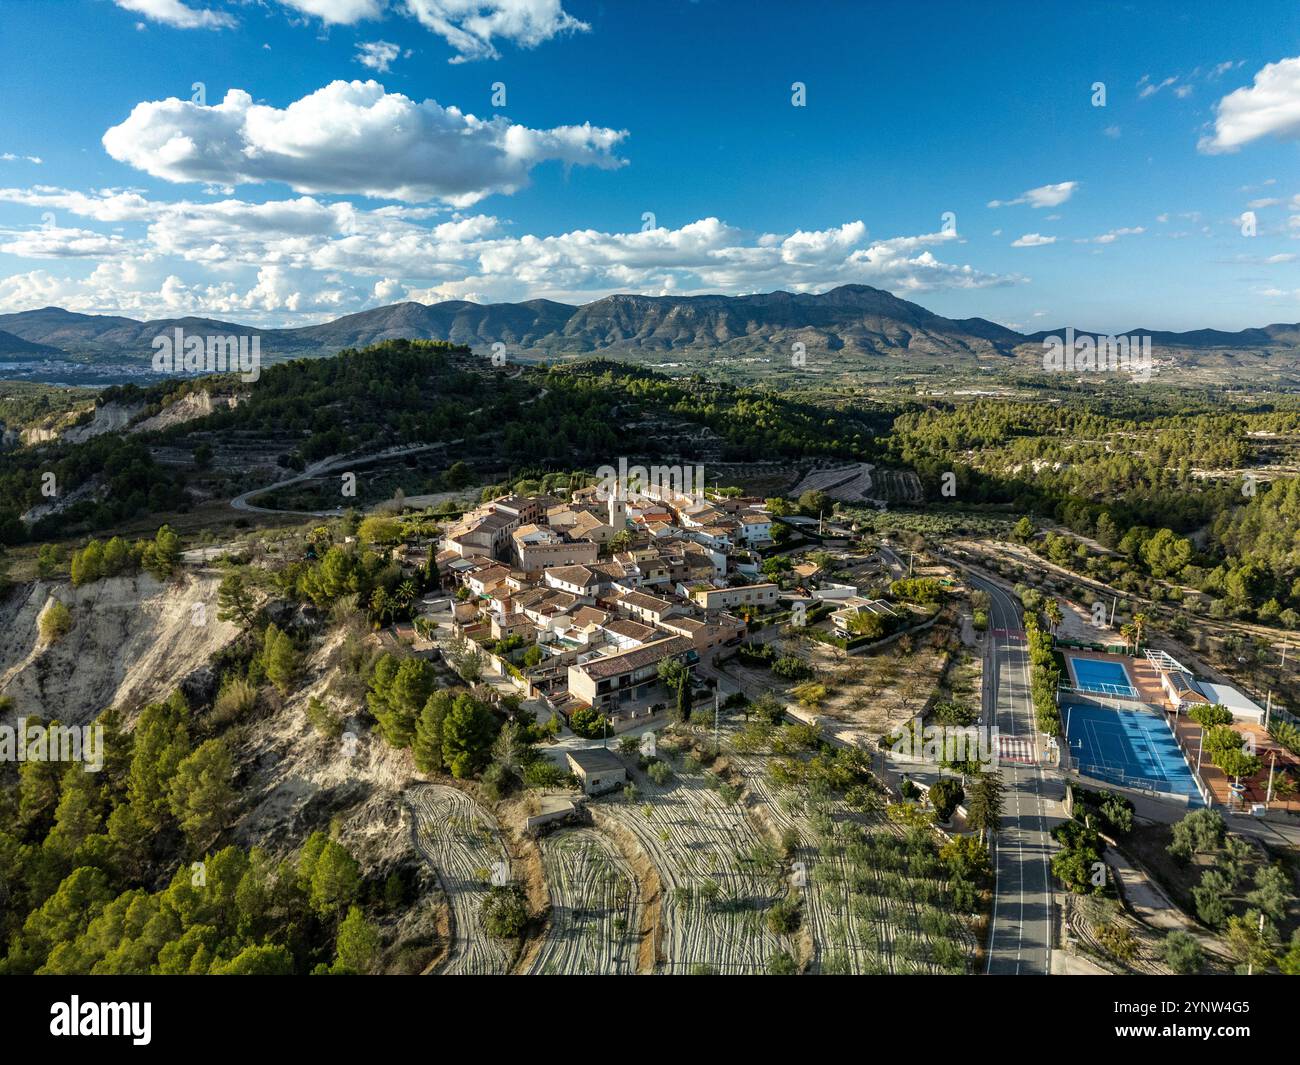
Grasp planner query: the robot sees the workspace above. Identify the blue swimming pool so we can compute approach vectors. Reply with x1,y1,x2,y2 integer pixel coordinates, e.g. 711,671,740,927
1070,657,1134,693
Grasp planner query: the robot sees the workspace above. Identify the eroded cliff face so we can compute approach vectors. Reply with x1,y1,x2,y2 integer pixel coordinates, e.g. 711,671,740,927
0,573,444,968
0,572,239,724
14,390,245,449
130,390,243,434
28,400,143,446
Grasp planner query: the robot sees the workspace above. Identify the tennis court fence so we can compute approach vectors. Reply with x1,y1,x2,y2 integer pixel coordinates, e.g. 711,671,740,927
1059,682,1140,701
1059,693,1212,807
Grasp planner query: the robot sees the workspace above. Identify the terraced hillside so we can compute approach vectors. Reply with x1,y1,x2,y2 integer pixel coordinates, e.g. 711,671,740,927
406,784,514,975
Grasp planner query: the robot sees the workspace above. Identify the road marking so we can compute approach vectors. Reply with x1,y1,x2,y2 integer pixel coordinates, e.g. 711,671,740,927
975,574,1055,976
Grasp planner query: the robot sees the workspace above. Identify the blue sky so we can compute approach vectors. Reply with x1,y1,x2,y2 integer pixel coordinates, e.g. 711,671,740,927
0,0,1299,330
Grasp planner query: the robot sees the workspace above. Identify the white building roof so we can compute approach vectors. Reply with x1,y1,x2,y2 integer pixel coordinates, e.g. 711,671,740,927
1196,682,1265,717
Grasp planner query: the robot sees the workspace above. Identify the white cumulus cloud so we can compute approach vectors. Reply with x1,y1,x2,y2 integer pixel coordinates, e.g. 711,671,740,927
356,40,402,72
1200,56,1300,153
1075,226,1145,245
101,80,628,205
112,1,590,63
0,184,1021,321
112,0,235,29
403,0,588,62
277,0,384,24
0,225,137,259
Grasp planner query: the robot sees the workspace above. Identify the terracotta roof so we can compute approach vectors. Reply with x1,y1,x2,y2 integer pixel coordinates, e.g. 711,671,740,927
515,587,578,614
616,589,676,612
603,618,657,642
547,565,605,589
575,636,693,679
659,615,707,634
570,606,611,628
570,511,611,532
468,565,510,584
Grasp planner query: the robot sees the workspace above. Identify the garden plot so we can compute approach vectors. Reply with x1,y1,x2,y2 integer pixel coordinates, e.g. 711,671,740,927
789,462,875,501
528,828,641,975
600,763,789,974
791,622,959,745
871,468,924,504
406,783,513,975
736,748,979,974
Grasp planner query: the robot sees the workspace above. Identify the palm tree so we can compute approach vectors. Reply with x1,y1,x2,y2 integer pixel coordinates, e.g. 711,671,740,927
1044,598,1064,636
1272,769,1297,800
369,588,391,628
1131,611,1148,652
1119,622,1136,654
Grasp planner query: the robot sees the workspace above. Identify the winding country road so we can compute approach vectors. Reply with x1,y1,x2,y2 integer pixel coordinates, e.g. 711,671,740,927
229,442,450,517
970,573,1059,976
227,374,545,518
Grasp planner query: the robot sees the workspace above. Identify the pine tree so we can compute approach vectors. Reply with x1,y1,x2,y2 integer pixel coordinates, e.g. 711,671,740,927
262,624,299,696
143,524,182,579
413,691,449,774
167,739,235,850
128,698,191,829
70,540,104,586
442,693,498,779
966,772,1005,841
332,905,380,974
217,572,257,628
307,839,361,916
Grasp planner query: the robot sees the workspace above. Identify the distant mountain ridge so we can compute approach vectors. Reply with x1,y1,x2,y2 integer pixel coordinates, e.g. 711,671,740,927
0,328,60,356
3,285,1300,373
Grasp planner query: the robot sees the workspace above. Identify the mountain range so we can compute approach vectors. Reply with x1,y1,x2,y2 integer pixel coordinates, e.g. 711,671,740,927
2,285,1300,379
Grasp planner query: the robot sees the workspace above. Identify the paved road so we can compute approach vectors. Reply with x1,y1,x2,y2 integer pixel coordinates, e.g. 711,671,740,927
227,379,546,518
877,543,908,580
230,442,448,516
1122,787,1300,849
972,573,1057,976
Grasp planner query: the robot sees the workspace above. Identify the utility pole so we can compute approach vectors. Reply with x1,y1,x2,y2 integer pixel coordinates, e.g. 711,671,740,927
1265,690,1273,729
1108,597,1118,628
713,688,720,755
1248,911,1266,976
1267,750,1278,804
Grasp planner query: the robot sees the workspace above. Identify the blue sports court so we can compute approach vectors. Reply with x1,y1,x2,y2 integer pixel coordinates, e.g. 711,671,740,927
1064,699,1202,803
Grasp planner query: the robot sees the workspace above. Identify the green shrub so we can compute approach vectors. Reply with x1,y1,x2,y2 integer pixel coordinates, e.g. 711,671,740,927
480,884,528,938
38,598,72,643
1161,930,1204,974
771,656,814,682
305,694,343,739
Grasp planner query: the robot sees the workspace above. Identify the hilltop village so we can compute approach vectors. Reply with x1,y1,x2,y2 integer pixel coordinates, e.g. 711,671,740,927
430,482,783,728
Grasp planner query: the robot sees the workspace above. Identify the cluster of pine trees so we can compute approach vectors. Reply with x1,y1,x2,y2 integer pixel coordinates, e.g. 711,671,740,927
0,691,377,974
893,398,1300,620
